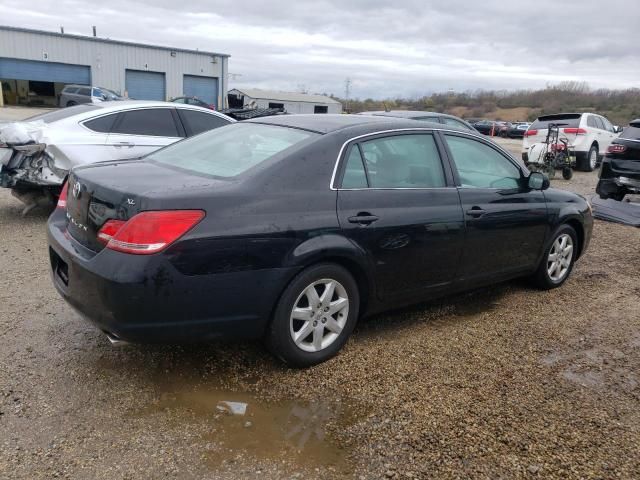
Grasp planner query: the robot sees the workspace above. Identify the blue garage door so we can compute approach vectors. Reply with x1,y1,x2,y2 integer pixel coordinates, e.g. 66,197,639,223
125,69,166,101
0,58,90,84
183,75,218,107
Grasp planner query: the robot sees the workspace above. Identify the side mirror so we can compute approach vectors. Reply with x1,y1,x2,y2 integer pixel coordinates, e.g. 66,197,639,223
528,171,550,190
614,125,623,134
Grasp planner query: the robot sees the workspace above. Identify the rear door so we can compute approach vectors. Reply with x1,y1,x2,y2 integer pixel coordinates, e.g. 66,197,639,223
336,132,465,301
441,132,549,284
105,108,183,159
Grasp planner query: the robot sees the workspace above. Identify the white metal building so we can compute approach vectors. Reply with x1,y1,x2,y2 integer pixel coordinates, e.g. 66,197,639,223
0,25,229,108
228,88,342,114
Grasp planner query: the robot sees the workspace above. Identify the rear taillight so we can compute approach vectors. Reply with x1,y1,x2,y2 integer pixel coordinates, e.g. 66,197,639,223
525,129,538,136
607,144,627,154
97,210,205,255
563,128,587,135
57,182,69,209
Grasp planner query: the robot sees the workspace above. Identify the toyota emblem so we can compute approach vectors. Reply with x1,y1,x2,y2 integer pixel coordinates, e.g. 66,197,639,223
72,182,82,199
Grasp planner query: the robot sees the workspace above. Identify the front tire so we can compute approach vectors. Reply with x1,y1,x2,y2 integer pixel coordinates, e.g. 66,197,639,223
266,263,359,367
531,225,578,290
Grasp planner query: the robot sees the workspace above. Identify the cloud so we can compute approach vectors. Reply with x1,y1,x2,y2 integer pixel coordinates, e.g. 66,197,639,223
2,0,639,98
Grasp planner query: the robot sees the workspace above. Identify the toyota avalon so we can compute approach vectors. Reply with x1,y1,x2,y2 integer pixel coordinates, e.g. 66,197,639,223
48,115,593,367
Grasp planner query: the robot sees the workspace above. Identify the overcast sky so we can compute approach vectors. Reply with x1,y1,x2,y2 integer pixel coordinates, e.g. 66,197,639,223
2,0,639,98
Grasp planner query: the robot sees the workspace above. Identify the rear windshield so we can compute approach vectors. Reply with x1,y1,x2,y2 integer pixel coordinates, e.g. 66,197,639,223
149,123,318,178
620,125,640,141
530,114,581,130
26,105,101,124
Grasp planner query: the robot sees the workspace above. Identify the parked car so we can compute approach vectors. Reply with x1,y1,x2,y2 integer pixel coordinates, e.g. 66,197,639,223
596,119,640,201
508,123,531,139
473,120,500,136
0,101,234,211
48,114,593,367
59,85,123,107
358,110,476,132
496,122,513,138
170,96,215,110
523,113,622,171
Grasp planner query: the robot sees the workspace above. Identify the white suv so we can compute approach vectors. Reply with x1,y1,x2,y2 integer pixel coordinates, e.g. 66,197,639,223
522,113,621,171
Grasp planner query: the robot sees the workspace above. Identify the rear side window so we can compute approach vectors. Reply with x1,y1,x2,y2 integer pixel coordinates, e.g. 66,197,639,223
587,116,598,128
63,87,79,94
84,114,117,133
77,87,91,96
531,114,581,130
149,123,317,178
412,116,440,123
341,147,368,188
594,117,605,130
112,109,179,137
445,134,520,189
359,134,445,188
178,110,230,136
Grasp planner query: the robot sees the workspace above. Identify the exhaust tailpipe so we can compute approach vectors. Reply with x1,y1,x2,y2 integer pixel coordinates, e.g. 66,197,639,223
104,331,129,347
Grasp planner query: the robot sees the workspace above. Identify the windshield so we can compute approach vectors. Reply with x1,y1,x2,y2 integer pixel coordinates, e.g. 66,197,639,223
530,114,581,130
25,105,102,123
93,87,120,99
149,123,318,178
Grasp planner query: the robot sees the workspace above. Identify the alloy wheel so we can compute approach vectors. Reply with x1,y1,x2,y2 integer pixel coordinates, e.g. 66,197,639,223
589,148,598,170
547,234,574,282
289,278,349,353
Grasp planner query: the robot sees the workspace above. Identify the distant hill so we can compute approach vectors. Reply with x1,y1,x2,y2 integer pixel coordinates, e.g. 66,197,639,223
338,82,640,126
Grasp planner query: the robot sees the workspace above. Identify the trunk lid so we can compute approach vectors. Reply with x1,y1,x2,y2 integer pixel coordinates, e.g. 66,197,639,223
525,114,583,146
65,159,229,252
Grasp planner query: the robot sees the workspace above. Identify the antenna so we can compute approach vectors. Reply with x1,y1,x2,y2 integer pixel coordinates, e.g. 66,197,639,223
92,26,97,37
344,78,352,113
60,26,64,34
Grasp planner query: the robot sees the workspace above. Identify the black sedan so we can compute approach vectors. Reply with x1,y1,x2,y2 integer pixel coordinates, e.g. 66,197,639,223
48,115,593,367
596,119,640,201
473,120,500,136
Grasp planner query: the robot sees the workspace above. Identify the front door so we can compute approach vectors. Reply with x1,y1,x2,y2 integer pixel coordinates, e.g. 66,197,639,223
440,132,549,284
336,132,465,301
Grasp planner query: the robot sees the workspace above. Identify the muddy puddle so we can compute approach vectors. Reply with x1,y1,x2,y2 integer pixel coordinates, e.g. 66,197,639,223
135,381,358,474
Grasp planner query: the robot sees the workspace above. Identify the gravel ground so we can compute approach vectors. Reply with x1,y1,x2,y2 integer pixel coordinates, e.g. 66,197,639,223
1,132,639,479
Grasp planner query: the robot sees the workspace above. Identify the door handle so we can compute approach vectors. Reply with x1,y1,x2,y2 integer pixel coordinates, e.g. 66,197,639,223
115,141,135,148
466,207,486,218
348,213,379,226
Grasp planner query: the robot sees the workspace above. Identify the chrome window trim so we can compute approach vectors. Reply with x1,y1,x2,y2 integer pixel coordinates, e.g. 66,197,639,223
329,127,522,190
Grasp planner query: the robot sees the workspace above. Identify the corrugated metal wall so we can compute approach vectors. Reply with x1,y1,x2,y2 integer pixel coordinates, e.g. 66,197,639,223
0,28,228,107
251,98,342,114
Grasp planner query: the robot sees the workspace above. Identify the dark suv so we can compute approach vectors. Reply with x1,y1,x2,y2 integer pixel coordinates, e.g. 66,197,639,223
596,119,640,201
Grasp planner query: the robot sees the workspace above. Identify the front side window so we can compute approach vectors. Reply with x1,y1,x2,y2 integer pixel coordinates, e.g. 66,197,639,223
112,109,179,137
444,134,521,189
359,134,446,188
150,123,317,178
179,110,230,136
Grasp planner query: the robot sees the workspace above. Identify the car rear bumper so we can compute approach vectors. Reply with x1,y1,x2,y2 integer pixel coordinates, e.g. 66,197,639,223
596,158,640,196
47,211,298,343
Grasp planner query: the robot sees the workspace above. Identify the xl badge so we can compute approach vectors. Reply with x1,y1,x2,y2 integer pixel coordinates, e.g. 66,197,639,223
72,181,82,199
127,198,136,206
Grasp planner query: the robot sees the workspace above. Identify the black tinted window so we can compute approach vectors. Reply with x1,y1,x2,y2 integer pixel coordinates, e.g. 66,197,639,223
360,134,445,188
84,114,117,133
531,114,581,130
179,110,230,136
112,109,179,137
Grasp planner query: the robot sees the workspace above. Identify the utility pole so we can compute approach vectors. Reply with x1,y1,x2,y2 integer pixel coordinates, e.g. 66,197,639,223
344,78,352,113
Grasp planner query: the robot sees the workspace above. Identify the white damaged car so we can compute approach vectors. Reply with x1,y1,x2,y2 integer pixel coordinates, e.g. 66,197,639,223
0,101,233,213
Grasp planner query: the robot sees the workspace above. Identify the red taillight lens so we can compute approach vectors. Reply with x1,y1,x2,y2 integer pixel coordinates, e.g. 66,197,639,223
607,144,627,154
97,219,126,245
563,128,587,135
97,210,205,255
525,129,538,136
57,182,69,209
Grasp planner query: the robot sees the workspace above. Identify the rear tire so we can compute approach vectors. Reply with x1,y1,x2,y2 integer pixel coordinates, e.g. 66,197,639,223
531,225,578,290
266,263,359,368
580,144,598,172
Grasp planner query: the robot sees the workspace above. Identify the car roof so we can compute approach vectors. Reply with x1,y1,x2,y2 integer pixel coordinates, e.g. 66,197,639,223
246,113,468,134
359,110,452,119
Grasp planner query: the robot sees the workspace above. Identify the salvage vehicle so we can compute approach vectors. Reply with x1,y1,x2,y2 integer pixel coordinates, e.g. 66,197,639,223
0,101,234,213
507,123,530,139
359,110,476,132
59,84,123,107
596,119,640,201
48,115,593,367
523,113,621,172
